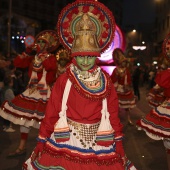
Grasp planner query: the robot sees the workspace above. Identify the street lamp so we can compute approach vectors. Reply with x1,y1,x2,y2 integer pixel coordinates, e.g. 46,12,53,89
132,46,146,50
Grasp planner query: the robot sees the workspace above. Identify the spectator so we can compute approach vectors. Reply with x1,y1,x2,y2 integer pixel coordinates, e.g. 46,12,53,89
132,65,141,100
1,76,15,132
14,70,25,95
148,66,156,89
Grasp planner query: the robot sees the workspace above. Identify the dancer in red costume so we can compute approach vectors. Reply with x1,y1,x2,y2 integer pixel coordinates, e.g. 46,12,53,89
146,56,168,108
23,1,136,170
111,48,136,125
137,33,170,170
0,30,60,157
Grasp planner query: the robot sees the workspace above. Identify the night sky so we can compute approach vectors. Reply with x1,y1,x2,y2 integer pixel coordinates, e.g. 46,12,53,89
122,0,156,26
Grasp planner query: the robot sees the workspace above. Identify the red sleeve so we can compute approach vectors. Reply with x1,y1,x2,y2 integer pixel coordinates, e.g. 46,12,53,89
110,68,118,83
14,53,33,68
42,54,57,72
107,84,125,157
43,54,57,84
25,46,34,54
38,74,67,138
108,84,123,138
155,69,170,88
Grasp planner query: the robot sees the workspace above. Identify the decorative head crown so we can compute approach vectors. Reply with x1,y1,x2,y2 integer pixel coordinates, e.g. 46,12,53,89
35,30,60,52
57,0,115,57
56,47,71,61
71,13,100,57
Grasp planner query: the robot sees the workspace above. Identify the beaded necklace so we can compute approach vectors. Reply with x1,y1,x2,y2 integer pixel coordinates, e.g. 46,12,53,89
67,63,112,101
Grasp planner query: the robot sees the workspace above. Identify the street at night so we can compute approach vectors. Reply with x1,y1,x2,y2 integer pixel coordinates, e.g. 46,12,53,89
0,0,170,170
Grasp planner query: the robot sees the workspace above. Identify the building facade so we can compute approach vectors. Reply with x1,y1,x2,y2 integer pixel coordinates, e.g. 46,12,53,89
0,0,124,54
154,0,170,54
0,0,124,34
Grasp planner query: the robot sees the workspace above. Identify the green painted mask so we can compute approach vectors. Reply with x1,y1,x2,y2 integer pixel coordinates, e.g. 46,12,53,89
75,56,97,71
37,39,47,51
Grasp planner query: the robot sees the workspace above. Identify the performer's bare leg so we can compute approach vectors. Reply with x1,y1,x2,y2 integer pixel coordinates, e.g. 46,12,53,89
126,108,133,125
163,139,170,170
18,125,30,150
166,149,170,170
7,126,30,157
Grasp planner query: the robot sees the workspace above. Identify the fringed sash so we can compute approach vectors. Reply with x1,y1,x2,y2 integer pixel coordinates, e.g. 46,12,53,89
54,79,115,146
37,69,48,100
28,71,38,88
96,98,115,146
54,79,71,142
28,68,48,100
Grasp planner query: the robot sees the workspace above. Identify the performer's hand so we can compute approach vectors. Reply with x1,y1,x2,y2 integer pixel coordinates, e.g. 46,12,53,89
38,53,47,62
41,55,46,61
153,84,160,90
20,52,27,59
31,142,45,161
31,43,41,53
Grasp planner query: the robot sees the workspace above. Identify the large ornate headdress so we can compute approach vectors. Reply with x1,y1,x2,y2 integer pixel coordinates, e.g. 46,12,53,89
162,32,170,64
71,13,101,57
57,0,116,57
35,30,60,52
56,47,71,61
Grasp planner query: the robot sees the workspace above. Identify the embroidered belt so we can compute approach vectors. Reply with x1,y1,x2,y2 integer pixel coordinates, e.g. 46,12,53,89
67,118,100,148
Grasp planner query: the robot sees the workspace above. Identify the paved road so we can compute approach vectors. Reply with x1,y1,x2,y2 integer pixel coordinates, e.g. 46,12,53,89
0,86,168,170
121,86,168,170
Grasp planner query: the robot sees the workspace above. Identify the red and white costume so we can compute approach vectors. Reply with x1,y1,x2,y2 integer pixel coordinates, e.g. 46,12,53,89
0,50,57,129
23,63,136,170
146,68,166,108
137,68,170,149
146,84,165,108
111,67,136,109
23,1,136,169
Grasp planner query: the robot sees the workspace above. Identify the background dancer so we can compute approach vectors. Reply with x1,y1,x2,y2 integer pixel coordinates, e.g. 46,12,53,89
137,33,170,170
111,48,136,125
0,30,59,157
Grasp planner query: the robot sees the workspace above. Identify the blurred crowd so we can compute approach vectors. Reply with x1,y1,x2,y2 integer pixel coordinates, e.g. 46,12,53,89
0,56,26,132
0,52,165,115
0,47,71,133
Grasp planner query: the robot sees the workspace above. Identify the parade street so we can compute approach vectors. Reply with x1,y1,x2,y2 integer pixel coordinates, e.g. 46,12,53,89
0,86,168,170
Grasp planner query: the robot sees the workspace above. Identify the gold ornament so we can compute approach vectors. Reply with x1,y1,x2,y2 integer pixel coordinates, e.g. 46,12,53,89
71,13,101,57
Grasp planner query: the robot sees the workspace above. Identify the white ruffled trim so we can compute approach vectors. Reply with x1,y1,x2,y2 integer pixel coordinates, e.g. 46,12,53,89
140,120,170,140
155,104,170,117
22,86,51,101
0,106,42,129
